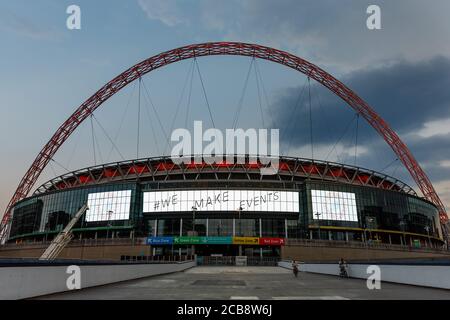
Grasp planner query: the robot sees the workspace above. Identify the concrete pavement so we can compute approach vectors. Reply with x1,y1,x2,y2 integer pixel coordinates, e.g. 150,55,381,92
38,266,450,300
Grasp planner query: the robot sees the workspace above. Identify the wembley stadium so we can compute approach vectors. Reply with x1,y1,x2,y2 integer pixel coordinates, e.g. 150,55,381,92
0,42,448,262
5,155,443,259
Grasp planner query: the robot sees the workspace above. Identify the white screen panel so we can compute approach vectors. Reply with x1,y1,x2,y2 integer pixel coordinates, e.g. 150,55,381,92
311,189,358,222
86,190,131,222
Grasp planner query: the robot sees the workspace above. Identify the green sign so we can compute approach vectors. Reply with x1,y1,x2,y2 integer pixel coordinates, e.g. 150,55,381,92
174,236,201,244
173,236,233,245
203,236,232,245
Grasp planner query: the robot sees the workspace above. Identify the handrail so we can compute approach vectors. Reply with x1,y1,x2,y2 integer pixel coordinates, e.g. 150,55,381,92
285,238,449,254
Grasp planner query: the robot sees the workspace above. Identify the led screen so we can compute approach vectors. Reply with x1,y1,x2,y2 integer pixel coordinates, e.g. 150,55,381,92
86,190,132,222
143,190,299,213
311,190,358,221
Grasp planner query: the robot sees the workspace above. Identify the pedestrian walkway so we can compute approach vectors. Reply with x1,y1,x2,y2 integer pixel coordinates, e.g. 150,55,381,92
38,266,450,300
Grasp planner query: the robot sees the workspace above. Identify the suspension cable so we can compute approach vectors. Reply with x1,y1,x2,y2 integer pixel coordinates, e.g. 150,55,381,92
48,160,58,178
106,81,137,162
253,59,265,128
354,113,359,166
91,115,126,161
164,59,195,155
93,124,104,165
90,114,97,165
49,157,71,173
308,77,314,160
137,77,141,159
194,58,216,128
380,158,399,173
285,77,309,156
141,83,162,156
254,59,271,122
391,159,402,177
311,83,335,157
324,113,358,162
141,78,169,142
184,59,195,128
65,123,82,170
232,57,254,129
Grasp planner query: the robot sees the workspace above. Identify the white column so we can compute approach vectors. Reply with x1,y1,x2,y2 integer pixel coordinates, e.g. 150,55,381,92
153,219,157,255
178,219,182,256
285,219,288,238
233,218,236,236
259,218,262,237
206,218,209,236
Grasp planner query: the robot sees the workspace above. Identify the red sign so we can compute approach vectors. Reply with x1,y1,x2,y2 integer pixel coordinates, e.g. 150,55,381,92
259,237,285,246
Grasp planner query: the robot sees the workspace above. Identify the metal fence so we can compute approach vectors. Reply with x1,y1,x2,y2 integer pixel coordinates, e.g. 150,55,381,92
196,256,280,266
2,237,449,255
247,256,280,266
120,255,194,263
197,256,235,266
285,238,448,254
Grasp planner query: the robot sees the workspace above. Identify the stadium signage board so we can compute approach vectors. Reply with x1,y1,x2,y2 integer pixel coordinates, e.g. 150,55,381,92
259,237,285,246
173,236,233,245
146,236,174,245
145,236,285,246
143,189,299,213
232,237,259,245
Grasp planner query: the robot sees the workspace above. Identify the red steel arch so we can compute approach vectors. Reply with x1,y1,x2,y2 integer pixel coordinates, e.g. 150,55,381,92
1,42,447,240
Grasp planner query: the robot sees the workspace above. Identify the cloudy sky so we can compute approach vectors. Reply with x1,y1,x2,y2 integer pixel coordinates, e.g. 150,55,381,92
1,0,450,217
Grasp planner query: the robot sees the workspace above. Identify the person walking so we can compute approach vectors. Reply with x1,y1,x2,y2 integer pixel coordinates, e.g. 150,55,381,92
292,260,299,278
338,258,348,278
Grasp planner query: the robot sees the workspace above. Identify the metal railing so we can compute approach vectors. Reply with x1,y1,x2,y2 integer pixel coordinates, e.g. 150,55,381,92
2,237,449,255
120,255,194,263
1,237,145,249
247,256,280,266
285,238,449,254
197,256,235,266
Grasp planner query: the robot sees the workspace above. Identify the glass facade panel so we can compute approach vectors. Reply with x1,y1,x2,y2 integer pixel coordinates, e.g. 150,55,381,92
208,219,234,237
8,179,442,245
305,181,441,239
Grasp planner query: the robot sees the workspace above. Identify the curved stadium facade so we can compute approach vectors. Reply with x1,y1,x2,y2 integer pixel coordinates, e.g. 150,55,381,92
7,155,444,257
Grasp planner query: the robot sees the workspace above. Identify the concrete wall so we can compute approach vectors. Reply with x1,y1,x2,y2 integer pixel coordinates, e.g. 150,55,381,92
0,244,153,261
279,260,450,290
281,244,450,262
0,261,195,300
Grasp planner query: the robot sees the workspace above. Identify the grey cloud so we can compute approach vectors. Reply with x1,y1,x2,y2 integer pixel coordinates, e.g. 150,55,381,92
138,0,450,72
270,56,450,154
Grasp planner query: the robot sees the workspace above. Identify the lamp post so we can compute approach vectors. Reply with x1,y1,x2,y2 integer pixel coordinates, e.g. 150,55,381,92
237,206,243,236
106,210,113,239
191,206,197,256
237,206,243,256
424,226,431,248
399,220,407,246
191,206,197,235
314,212,321,240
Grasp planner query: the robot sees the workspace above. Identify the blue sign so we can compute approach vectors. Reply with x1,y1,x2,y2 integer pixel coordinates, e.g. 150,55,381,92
146,236,174,245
